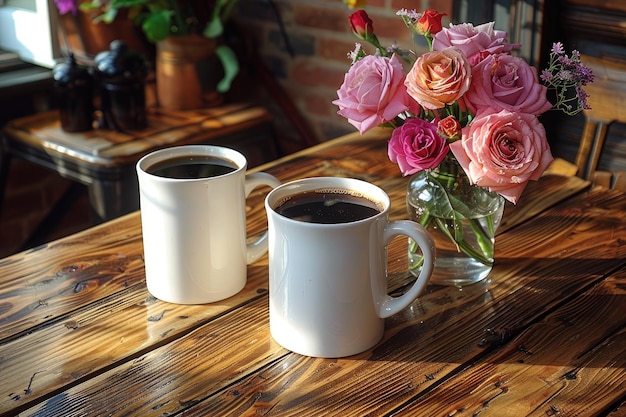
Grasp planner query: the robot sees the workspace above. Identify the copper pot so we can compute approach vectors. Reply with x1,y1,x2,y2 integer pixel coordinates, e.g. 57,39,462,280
156,35,224,110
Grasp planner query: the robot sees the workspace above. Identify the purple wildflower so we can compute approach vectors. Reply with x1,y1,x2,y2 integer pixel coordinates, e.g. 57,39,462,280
542,42,595,115
557,69,574,82
575,86,591,110
54,0,77,15
540,69,553,83
396,9,422,21
551,42,564,55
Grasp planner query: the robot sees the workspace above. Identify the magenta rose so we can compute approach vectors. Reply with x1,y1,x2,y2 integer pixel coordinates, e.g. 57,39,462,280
449,110,554,204
465,53,552,116
432,22,520,65
388,118,449,176
405,47,471,110
333,54,419,134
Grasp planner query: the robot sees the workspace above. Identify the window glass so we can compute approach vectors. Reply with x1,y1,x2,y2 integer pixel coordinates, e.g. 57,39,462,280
0,0,59,67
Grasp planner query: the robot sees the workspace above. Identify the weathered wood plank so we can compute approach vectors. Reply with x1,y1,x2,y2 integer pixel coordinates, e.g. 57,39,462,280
2,103,272,167
0,128,610,416
499,174,590,233
178,189,626,416
0,213,145,340
393,269,626,417
15,186,626,417
0,261,275,414
16,296,288,416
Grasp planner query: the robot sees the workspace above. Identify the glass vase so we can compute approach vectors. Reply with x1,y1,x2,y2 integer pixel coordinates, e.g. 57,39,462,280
406,159,505,287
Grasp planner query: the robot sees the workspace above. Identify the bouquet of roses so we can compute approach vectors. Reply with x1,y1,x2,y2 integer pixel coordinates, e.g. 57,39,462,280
333,9,594,281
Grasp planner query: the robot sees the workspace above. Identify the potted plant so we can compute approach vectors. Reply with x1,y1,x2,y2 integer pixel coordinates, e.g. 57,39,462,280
79,0,240,109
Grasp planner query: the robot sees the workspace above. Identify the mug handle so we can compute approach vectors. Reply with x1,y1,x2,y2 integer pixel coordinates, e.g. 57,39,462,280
375,220,435,319
244,172,282,263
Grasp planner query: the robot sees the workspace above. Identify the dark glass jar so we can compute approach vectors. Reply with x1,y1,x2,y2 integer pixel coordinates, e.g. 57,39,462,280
94,40,147,131
53,54,94,132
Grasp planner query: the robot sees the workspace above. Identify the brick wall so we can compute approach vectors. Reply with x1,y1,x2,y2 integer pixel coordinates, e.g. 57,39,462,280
235,0,454,145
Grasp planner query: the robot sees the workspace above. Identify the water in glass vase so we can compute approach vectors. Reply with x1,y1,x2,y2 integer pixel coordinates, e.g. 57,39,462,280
406,169,505,287
408,209,502,286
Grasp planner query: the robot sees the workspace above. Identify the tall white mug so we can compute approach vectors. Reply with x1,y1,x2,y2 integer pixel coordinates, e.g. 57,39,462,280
265,177,435,358
136,145,281,304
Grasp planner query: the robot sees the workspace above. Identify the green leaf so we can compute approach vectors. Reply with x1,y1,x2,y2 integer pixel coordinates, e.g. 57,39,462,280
92,8,119,24
141,10,171,42
203,16,224,39
215,45,239,93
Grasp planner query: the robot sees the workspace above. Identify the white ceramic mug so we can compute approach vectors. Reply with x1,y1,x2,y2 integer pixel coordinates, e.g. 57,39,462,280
265,177,435,358
136,145,281,304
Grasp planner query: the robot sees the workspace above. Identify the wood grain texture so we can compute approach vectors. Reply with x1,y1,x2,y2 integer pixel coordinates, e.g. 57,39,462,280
2,103,272,167
1,128,624,417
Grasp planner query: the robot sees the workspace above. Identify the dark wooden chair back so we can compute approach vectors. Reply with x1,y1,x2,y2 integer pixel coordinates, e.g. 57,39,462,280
575,55,626,190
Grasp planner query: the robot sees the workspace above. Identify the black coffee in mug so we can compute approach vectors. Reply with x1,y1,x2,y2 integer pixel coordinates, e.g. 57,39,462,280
147,155,237,179
275,189,382,224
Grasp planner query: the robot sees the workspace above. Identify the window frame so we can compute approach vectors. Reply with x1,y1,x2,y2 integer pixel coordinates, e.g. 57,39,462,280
0,0,60,68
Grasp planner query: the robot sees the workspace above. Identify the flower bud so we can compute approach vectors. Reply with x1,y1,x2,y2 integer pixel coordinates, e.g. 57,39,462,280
417,10,446,36
437,115,462,141
348,10,375,39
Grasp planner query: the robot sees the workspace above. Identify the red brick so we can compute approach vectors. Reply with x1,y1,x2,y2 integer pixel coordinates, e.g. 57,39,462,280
370,14,414,41
305,92,337,117
290,62,347,89
293,5,351,32
318,37,360,63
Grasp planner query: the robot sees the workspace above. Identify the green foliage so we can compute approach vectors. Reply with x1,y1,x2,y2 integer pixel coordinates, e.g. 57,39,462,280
80,0,240,91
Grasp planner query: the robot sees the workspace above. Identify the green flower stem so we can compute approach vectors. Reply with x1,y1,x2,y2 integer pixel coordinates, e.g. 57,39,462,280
427,162,498,266
457,237,493,266
434,217,459,250
168,0,188,36
468,217,495,261
434,217,493,266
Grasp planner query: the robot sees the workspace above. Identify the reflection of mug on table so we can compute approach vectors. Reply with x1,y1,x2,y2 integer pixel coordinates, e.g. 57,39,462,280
265,177,435,358
136,145,281,304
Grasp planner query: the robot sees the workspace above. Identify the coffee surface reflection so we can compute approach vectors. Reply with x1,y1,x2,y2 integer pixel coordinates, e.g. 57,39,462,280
147,155,237,179
275,191,381,224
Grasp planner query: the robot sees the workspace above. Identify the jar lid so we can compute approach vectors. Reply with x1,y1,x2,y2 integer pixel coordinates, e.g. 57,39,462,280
94,40,147,81
52,54,91,84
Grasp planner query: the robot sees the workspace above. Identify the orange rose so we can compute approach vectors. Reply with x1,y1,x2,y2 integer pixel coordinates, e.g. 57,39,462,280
405,47,471,110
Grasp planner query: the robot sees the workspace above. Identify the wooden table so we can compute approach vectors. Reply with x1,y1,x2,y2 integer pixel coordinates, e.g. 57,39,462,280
1,128,625,416
1,103,278,222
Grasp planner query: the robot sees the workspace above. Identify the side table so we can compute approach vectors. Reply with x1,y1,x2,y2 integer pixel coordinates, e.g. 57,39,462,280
1,103,279,224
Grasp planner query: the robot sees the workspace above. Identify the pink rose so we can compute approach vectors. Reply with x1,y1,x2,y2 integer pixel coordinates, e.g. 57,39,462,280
388,118,449,176
449,110,554,204
432,22,520,65
405,47,471,110
465,53,552,116
333,54,420,134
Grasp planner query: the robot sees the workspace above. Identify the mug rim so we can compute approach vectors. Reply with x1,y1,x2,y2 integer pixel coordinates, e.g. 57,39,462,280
265,176,390,226
136,144,246,182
